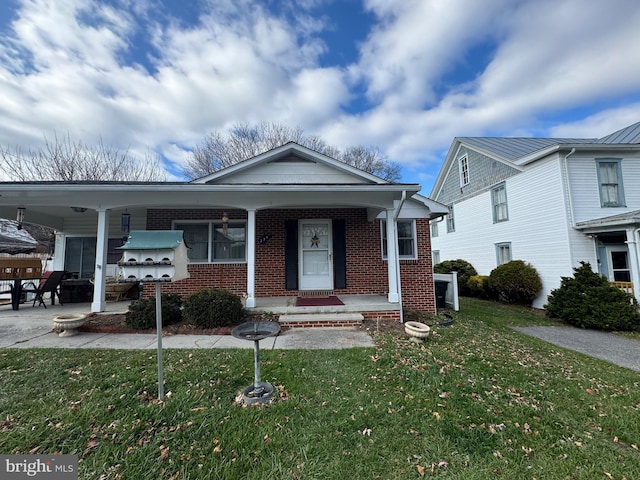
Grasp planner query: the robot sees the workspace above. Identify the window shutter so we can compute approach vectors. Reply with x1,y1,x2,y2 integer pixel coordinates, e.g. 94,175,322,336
284,220,298,290
333,219,347,289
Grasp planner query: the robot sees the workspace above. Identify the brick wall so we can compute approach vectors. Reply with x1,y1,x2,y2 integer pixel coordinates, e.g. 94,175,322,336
146,208,435,313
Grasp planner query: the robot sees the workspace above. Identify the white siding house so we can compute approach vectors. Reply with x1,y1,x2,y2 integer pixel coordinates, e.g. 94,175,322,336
430,122,640,308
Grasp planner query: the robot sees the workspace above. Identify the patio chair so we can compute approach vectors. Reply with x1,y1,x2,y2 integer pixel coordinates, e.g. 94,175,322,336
22,270,65,308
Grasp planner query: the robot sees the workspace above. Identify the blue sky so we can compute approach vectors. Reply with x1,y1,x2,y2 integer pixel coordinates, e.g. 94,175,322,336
1,0,640,192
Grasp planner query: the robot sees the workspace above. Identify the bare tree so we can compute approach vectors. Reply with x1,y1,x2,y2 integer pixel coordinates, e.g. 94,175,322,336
183,121,401,182
0,133,166,181
338,145,401,182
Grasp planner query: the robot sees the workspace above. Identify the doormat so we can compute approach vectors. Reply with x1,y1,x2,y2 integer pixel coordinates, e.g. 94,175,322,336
296,296,344,307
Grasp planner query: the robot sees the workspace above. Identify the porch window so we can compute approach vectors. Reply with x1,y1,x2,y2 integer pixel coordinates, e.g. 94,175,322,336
596,159,625,207
174,221,246,263
459,155,470,186
381,220,417,260
495,242,512,265
492,183,508,222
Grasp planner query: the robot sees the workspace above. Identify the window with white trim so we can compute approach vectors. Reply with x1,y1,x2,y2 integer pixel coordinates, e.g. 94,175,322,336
432,250,440,265
381,220,417,260
174,221,246,263
495,242,512,265
492,183,508,222
430,220,438,237
446,205,455,233
459,155,470,186
596,159,625,207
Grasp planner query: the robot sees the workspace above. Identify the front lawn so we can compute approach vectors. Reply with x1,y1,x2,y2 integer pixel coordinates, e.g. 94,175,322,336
1,298,639,479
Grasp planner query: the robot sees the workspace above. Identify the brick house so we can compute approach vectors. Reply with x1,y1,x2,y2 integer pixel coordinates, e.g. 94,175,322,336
0,143,447,322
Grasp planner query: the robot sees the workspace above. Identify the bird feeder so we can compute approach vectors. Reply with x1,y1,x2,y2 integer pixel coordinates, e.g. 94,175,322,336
117,230,190,400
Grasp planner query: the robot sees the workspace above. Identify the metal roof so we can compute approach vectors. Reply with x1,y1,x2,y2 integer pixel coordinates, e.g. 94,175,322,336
596,121,640,144
118,230,186,250
458,122,640,161
459,137,595,162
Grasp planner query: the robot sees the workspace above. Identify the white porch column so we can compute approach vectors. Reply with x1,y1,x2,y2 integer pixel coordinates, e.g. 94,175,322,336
91,209,109,313
625,227,640,304
386,209,400,303
245,209,256,308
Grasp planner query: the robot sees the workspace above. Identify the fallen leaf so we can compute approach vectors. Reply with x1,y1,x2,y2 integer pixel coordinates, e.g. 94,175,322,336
159,445,170,460
416,465,425,477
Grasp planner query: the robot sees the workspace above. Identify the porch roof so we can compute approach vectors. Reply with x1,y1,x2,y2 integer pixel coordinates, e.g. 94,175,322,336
575,209,640,230
0,181,429,230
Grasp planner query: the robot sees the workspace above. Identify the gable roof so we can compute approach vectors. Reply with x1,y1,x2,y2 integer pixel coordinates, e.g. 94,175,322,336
431,121,640,197
191,142,390,185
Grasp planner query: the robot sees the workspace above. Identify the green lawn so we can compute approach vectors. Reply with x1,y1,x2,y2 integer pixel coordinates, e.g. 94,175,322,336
1,298,639,479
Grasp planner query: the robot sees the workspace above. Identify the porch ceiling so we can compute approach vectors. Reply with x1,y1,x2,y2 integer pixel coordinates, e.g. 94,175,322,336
0,182,421,229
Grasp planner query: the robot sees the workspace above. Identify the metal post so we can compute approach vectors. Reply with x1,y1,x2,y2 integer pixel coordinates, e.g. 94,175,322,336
155,283,164,401
253,340,263,395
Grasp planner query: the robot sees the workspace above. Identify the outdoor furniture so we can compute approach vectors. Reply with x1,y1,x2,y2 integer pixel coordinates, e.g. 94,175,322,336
0,258,44,310
22,270,65,308
89,277,137,302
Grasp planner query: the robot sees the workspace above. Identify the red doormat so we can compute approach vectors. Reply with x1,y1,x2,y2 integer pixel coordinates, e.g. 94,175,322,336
296,296,344,307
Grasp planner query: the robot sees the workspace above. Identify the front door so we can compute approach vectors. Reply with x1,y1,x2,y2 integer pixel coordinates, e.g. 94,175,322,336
299,220,333,290
609,247,631,282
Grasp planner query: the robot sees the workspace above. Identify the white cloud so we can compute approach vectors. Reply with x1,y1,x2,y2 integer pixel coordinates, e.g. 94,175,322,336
0,0,639,187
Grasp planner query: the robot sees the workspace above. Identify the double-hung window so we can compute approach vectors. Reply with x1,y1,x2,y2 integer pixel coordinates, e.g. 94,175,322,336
446,205,455,233
175,221,246,263
381,220,417,260
496,242,512,265
459,155,470,186
596,159,625,207
492,183,508,222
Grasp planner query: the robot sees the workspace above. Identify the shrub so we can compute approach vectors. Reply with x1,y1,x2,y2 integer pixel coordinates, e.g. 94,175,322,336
545,262,640,331
488,260,542,306
434,259,477,296
183,288,244,328
125,293,183,330
467,275,491,298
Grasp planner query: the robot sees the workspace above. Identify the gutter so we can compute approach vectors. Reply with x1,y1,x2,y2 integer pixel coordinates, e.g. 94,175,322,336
393,191,407,323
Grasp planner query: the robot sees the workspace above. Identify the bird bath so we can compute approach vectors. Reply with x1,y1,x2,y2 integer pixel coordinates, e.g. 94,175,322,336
53,313,87,337
231,321,281,404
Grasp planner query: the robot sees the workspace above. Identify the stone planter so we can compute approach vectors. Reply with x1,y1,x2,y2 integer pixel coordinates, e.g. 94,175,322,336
404,321,430,340
53,314,87,337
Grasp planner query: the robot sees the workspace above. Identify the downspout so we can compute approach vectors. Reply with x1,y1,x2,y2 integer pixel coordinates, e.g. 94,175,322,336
393,191,407,323
563,148,577,227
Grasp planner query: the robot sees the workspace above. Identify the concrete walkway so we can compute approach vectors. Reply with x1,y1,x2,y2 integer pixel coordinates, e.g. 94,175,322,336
513,326,640,373
0,301,375,350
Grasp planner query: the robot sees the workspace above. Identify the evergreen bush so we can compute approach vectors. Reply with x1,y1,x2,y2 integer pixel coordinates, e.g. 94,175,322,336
124,293,183,330
467,275,491,298
488,260,542,306
183,288,244,328
545,262,640,331
434,259,477,296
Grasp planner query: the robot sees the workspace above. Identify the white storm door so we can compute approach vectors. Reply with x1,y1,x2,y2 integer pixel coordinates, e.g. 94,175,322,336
299,220,333,290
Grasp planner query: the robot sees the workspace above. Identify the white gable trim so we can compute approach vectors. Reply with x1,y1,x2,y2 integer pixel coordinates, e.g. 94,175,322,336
191,142,389,185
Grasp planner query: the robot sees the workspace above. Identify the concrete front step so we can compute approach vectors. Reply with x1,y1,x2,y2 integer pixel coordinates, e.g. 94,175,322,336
279,312,364,328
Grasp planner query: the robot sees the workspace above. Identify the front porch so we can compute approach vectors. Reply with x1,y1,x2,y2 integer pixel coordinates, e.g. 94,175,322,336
247,293,401,327
1,293,401,328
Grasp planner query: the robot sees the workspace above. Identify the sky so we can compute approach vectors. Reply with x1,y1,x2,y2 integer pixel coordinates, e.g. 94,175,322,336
1,0,640,193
